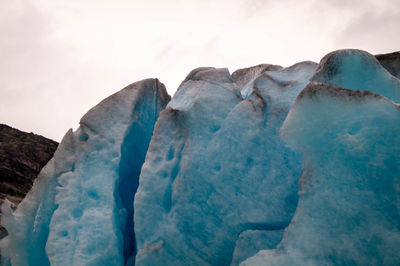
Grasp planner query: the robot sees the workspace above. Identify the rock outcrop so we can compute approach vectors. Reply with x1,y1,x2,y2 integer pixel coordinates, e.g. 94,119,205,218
0,124,58,240
0,124,58,205
376,51,400,79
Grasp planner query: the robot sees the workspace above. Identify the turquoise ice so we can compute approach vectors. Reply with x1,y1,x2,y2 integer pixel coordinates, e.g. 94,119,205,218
1,79,170,265
243,50,400,265
134,62,317,265
1,49,399,266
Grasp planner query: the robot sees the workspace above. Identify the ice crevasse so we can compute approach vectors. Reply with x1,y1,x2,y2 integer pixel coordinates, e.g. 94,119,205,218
1,49,400,266
0,79,170,265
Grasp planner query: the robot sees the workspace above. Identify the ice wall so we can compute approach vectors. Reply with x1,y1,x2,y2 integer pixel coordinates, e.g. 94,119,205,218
242,50,400,265
1,49,399,266
243,83,400,265
134,62,317,265
0,79,170,265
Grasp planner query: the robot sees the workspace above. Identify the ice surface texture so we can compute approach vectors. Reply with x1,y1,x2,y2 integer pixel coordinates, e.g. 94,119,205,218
1,49,400,266
243,50,400,265
0,79,170,265
134,62,317,265
312,50,400,103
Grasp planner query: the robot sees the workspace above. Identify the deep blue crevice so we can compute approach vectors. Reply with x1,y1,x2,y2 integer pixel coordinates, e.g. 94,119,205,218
118,121,153,265
117,85,169,265
240,221,290,233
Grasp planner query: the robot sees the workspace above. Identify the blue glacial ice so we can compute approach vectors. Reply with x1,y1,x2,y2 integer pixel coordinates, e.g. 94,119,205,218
312,49,400,103
243,83,400,266
1,49,400,266
134,62,317,265
0,79,170,265
231,229,284,266
242,50,400,265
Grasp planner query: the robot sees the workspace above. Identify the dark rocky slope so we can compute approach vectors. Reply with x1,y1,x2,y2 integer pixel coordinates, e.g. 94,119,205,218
376,51,400,79
0,124,58,239
0,124,58,206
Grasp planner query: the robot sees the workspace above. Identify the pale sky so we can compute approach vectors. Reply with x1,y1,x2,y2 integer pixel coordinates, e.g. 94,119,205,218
1,0,399,141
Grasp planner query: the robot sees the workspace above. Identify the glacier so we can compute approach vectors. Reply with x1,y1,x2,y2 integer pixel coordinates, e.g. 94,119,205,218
1,49,400,266
134,62,317,265
243,82,400,266
242,50,400,265
0,79,170,265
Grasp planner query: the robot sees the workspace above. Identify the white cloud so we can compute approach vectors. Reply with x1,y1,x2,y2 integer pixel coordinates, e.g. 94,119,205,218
335,10,400,53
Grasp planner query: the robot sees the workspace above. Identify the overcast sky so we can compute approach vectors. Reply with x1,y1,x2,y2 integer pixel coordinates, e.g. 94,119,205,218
1,0,399,141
